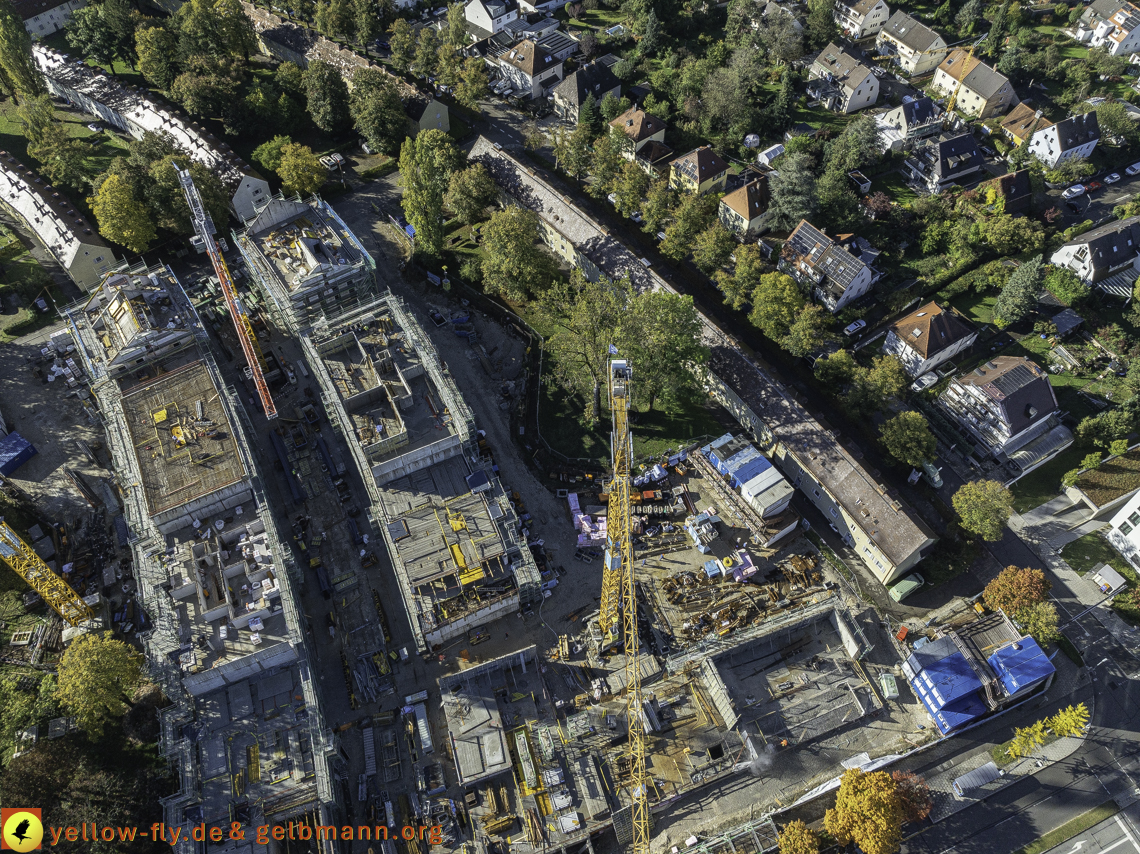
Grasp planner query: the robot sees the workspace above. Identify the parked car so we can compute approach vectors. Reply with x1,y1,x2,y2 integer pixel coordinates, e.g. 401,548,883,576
656,231,666,241
607,193,617,205
86,123,103,133
1105,173,1122,184
1061,184,1086,200
888,573,925,603
910,372,938,392
1127,162,1140,176
980,145,996,157
492,141,503,151
1086,180,1104,192
843,319,867,336
630,211,643,223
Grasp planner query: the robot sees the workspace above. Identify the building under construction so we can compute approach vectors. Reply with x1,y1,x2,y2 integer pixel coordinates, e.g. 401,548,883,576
234,193,377,333
65,261,340,854
300,295,542,652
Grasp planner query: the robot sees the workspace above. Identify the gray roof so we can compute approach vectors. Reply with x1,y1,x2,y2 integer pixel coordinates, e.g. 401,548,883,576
784,220,872,295
933,133,984,181
811,43,875,97
955,356,1058,435
1060,215,1140,272
554,61,620,107
899,96,940,128
1053,112,1100,150
880,11,945,53
938,50,1010,100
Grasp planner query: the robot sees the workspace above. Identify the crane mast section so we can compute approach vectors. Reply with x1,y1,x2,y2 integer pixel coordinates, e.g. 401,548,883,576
0,522,92,626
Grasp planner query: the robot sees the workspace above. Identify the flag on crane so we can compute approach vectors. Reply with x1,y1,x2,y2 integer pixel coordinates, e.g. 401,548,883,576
608,344,618,355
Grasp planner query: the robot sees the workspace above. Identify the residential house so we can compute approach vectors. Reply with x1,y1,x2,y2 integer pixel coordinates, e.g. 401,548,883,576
0,151,115,292
940,356,1074,471
932,50,1018,119
464,0,519,39
808,43,880,114
497,39,563,97
876,96,942,150
876,11,948,76
983,169,1033,215
904,133,985,193
1105,488,1140,569
13,0,84,38
1050,216,1140,286
552,61,621,122
883,301,977,378
609,107,666,157
1029,111,1100,168
780,220,882,312
999,102,1052,147
669,146,729,195
718,177,771,239
833,0,889,38
35,46,271,222
406,95,451,133
634,141,675,176
1074,0,1140,56
535,30,578,61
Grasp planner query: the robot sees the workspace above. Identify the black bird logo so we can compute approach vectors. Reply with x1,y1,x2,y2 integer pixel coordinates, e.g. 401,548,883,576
10,819,31,844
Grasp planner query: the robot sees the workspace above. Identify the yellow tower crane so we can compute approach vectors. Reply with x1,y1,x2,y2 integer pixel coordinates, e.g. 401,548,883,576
0,521,92,626
597,358,650,854
944,36,987,123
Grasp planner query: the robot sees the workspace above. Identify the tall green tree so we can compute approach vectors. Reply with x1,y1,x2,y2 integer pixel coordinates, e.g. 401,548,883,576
315,0,355,41
879,412,936,467
612,159,649,219
0,0,45,101
552,122,591,178
480,205,558,300
176,0,256,60
66,0,138,71
446,0,467,47
994,254,1044,327
767,151,818,231
748,272,805,340
806,0,838,47
350,67,408,154
414,26,439,78
303,60,351,132
578,92,601,135
641,174,675,234
661,192,716,262
354,0,382,49
277,142,327,195
983,565,1051,616
445,162,497,225
253,134,293,172
398,129,461,258
29,123,92,190
782,304,834,357
388,18,416,73
693,222,735,273
955,480,1015,541
136,25,180,90
90,173,155,253
620,290,708,411
455,56,488,111
588,130,625,199
57,634,144,737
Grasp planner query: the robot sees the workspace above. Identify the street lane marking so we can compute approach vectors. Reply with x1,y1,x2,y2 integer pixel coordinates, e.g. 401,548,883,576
1114,815,1140,854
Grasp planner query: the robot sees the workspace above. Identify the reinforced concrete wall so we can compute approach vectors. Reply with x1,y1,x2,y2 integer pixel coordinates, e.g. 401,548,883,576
153,480,254,537
371,434,464,485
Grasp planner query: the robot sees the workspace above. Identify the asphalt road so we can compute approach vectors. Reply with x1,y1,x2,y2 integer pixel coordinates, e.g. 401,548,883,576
1040,800,1140,854
1049,160,1140,228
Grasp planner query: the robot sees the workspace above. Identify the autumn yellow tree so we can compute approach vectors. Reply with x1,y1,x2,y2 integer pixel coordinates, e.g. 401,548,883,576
57,633,144,736
778,820,819,854
1007,720,1047,759
1049,703,1090,737
90,173,156,253
824,769,904,854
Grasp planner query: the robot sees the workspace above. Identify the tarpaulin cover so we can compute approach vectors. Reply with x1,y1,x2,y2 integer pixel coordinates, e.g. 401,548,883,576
0,432,36,476
987,637,1055,696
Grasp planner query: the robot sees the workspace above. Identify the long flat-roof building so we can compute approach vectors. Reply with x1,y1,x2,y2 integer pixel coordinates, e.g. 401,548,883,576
65,263,339,851
0,150,115,291
301,295,541,651
235,194,377,333
34,45,271,222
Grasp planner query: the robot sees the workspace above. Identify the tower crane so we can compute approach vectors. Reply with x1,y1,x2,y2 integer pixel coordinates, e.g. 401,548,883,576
944,35,987,124
598,358,650,854
174,164,277,420
0,521,92,626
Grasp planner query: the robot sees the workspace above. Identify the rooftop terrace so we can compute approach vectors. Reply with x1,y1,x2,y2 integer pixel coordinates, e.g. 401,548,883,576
120,360,247,517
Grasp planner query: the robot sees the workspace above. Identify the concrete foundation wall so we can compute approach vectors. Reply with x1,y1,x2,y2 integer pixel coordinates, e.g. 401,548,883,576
154,482,254,536
371,434,463,484
830,608,862,659
423,593,519,648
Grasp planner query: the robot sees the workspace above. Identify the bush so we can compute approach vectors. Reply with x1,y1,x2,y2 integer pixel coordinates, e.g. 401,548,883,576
1045,266,1091,306
360,160,398,181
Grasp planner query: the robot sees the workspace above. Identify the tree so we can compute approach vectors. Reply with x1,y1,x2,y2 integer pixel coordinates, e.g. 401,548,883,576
757,10,803,64
782,304,835,358
827,114,882,174
1081,451,1103,470
661,193,716,262
456,56,489,111
1019,600,1061,645
481,206,558,300
983,214,1044,256
983,565,1051,616
1044,265,1089,306
170,55,243,117
824,769,904,854
414,26,439,78
579,92,602,135
641,174,675,234
954,480,1015,541
622,290,708,410
176,0,256,60
806,0,838,47
315,0,354,41
845,355,908,416
814,348,857,385
778,820,819,854
521,119,546,152
277,142,327,196
275,60,305,99
537,270,628,419
136,25,180,90
1049,703,1090,737
551,122,591,178
1008,719,1047,759
747,272,804,340
354,0,382,50
994,254,1044,327
0,673,59,756
880,412,936,468
28,123,92,190
1076,409,1136,448
398,130,460,257
303,60,351,132
0,0,45,101
252,134,292,172
588,130,625,199
600,92,630,122
640,7,660,53
580,30,599,58
1111,439,1130,457
693,222,736,273
891,771,932,824
388,18,416,72
15,93,54,145
437,41,462,89
767,152,818,231
446,162,497,225
956,0,983,33
90,173,155,253
445,0,467,47
350,67,408,155
66,0,132,70
57,633,143,736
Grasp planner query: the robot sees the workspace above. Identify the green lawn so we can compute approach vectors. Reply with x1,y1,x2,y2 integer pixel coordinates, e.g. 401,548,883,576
949,290,997,326
870,172,918,205
1009,445,1084,513
1013,802,1119,854
1059,531,1140,623
555,6,627,31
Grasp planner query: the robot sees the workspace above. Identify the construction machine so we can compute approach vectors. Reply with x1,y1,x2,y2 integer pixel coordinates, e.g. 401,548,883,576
174,164,277,420
0,521,92,626
596,359,650,854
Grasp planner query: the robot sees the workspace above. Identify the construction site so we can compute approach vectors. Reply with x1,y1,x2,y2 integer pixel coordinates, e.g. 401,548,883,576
235,193,378,334
63,260,340,852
